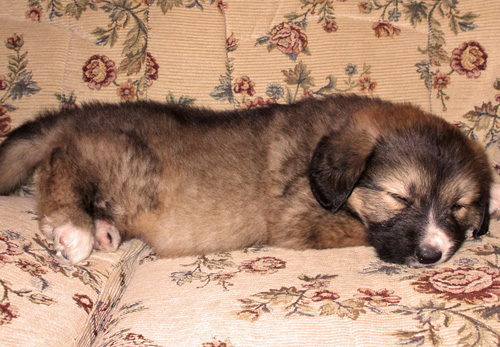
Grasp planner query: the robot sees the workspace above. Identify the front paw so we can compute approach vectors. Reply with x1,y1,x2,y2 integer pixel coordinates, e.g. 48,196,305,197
52,223,94,264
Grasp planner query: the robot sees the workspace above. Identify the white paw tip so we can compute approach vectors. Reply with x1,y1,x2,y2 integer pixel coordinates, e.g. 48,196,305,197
53,223,94,264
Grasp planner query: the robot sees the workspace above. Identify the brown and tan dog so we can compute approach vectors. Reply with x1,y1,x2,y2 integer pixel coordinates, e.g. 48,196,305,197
0,94,495,266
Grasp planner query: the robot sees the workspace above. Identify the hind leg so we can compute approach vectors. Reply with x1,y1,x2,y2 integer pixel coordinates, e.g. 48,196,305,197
41,218,94,264
93,219,121,252
37,148,96,264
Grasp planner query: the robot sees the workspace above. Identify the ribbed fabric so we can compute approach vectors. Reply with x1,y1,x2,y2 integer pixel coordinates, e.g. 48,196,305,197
0,196,140,347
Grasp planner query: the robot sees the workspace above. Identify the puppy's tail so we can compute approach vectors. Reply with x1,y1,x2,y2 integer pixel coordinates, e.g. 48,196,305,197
0,112,63,195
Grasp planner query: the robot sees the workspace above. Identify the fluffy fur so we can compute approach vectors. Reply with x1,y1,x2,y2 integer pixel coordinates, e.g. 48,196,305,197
0,95,495,266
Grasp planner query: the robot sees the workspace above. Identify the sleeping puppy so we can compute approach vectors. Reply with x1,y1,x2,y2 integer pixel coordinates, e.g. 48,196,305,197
0,94,496,266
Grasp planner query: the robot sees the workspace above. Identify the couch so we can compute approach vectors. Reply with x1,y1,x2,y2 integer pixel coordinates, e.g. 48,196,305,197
2,0,500,346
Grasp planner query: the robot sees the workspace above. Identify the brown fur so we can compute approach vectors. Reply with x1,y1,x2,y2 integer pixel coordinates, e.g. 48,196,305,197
0,94,492,265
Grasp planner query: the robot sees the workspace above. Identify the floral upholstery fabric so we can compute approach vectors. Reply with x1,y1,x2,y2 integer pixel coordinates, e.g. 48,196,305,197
1,0,500,346
81,241,500,346
0,196,146,346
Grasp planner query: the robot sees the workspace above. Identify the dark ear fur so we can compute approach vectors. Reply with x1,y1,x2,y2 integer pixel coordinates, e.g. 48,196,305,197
309,131,375,212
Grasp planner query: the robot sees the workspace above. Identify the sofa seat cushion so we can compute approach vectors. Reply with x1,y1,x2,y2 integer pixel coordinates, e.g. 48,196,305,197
86,231,500,346
0,196,145,346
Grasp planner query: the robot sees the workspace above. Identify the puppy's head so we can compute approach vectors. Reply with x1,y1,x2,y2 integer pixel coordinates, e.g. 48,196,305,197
309,102,492,266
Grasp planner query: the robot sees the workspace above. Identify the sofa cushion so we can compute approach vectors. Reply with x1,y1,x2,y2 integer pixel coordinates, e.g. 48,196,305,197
85,225,500,346
0,196,145,346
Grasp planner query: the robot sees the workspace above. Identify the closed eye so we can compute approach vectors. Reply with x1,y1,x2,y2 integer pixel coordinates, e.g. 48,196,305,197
389,193,411,207
451,203,466,212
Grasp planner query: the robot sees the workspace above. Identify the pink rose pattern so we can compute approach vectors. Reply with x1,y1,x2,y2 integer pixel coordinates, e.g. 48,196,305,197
269,22,309,57
451,41,488,78
82,55,117,90
412,267,500,305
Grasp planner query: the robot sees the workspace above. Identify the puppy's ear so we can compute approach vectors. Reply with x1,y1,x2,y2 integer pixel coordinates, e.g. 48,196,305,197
309,130,375,212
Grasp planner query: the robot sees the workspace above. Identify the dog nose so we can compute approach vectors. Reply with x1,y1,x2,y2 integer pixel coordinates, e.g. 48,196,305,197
416,247,442,264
